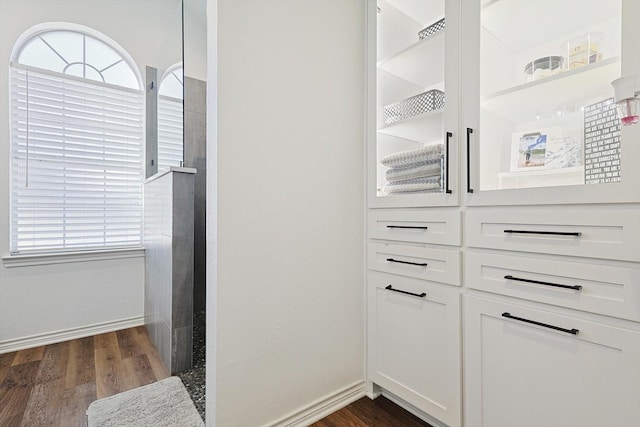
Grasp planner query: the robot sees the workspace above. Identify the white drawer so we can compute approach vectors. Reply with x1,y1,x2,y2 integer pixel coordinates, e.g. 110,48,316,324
465,251,640,321
368,243,461,286
466,208,640,261
368,209,461,246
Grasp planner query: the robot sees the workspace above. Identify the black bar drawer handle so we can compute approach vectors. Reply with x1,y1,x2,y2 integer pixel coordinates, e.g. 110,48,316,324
386,258,428,267
445,131,452,194
385,285,426,298
504,275,582,291
502,312,579,335
466,127,473,194
386,225,429,230
504,229,582,237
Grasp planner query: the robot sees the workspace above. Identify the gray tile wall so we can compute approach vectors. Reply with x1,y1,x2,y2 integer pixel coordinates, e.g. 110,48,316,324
184,77,207,312
144,170,195,373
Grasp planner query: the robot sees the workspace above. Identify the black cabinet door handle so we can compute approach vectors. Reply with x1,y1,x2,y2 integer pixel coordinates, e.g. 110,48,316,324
502,312,579,335
466,127,474,194
386,258,428,267
386,225,429,230
445,131,452,194
504,275,582,291
385,285,426,298
504,230,582,237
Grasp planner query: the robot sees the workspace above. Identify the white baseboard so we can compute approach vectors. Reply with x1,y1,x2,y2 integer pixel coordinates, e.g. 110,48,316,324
0,316,145,354
267,380,366,427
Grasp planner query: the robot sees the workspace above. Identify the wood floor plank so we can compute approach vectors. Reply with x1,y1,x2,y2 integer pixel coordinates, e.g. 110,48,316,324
317,409,369,427
309,397,432,427
116,328,144,360
20,379,65,427
0,361,40,426
65,336,95,389
132,329,170,380
35,341,70,385
11,346,45,366
369,396,432,427
122,354,157,388
0,353,17,385
94,332,126,399
0,386,32,427
58,382,96,427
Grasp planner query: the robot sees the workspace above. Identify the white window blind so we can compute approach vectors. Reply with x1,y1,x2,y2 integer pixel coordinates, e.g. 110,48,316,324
10,64,144,254
157,95,184,170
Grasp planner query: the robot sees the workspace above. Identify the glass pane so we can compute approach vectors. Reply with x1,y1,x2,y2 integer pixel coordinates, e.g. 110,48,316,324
159,68,184,99
85,36,122,73
479,0,622,191
101,61,139,89
376,0,446,199
18,38,67,72
41,31,84,65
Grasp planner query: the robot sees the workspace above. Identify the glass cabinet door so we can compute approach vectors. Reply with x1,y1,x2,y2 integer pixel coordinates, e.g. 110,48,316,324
368,0,459,207
462,0,640,205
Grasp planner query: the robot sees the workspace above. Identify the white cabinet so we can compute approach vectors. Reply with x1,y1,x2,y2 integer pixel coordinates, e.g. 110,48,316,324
368,273,461,427
460,0,640,206
365,1,640,426
464,294,640,427
367,0,460,208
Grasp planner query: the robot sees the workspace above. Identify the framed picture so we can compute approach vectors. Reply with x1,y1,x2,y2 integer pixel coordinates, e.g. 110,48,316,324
510,129,551,171
544,135,583,169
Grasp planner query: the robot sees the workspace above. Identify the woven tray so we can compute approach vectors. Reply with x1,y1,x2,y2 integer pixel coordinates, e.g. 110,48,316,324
419,18,445,40
383,90,445,124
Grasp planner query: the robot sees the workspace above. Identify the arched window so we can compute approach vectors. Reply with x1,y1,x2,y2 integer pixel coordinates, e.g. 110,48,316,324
158,63,184,170
10,25,144,254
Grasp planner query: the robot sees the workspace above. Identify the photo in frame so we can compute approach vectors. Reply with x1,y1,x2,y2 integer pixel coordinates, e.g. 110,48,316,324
510,129,551,171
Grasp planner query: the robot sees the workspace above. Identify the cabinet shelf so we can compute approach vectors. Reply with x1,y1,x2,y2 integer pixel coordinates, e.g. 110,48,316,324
378,108,444,143
482,0,620,52
497,166,584,190
482,57,620,122
378,32,445,88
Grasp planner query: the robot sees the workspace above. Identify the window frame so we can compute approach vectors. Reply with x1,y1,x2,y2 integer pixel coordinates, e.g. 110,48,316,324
8,24,145,258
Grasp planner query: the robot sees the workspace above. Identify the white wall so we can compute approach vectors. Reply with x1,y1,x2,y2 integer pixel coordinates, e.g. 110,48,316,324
208,0,365,425
0,0,182,350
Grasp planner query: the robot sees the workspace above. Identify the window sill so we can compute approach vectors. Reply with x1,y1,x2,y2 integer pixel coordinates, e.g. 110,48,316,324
2,247,145,268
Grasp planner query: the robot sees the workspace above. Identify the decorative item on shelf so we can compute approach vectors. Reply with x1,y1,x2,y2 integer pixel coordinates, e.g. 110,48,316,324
524,56,564,82
383,89,445,124
611,75,640,125
379,144,444,195
510,129,552,171
510,127,583,173
563,32,603,70
418,17,445,40
584,98,621,184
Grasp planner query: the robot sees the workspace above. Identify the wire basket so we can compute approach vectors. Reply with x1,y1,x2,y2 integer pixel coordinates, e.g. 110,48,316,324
383,90,445,124
418,18,445,40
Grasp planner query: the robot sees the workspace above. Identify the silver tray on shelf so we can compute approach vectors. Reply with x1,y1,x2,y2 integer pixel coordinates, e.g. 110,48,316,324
418,18,445,40
383,89,445,124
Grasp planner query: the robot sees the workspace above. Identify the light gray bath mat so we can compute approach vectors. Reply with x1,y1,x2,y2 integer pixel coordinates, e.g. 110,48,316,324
87,376,205,427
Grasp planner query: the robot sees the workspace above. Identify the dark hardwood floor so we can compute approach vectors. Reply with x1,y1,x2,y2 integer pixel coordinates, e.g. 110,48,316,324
312,396,433,427
0,326,169,427
2,327,430,427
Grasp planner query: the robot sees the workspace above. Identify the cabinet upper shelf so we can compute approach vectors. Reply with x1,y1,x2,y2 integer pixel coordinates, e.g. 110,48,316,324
481,57,620,122
378,32,444,89
482,0,620,52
